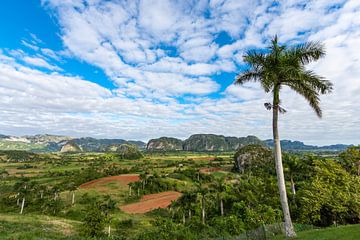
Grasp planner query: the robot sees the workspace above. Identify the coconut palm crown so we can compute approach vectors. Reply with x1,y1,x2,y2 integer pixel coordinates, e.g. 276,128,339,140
234,36,333,238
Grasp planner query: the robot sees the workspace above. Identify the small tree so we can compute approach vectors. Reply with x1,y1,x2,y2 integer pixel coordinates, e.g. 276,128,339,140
81,203,106,238
339,146,360,176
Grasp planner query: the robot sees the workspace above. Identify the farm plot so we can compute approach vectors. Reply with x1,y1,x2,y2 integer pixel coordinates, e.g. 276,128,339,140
79,174,140,192
120,191,182,214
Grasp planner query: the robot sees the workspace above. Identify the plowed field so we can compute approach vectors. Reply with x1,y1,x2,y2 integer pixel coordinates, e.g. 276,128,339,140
120,191,182,214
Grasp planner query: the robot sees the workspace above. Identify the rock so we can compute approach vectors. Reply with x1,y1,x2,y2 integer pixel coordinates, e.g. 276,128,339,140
60,141,82,153
233,144,273,174
147,137,183,151
107,144,143,160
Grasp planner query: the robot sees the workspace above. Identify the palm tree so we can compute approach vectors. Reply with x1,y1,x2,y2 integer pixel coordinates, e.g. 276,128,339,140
210,177,227,216
235,36,333,237
283,154,303,199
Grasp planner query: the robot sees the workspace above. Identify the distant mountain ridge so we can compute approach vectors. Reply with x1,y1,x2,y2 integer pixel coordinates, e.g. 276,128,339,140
0,133,353,152
0,134,146,152
263,139,352,151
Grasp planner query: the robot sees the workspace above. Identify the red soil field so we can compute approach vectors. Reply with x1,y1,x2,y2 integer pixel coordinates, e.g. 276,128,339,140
120,191,182,214
79,174,140,189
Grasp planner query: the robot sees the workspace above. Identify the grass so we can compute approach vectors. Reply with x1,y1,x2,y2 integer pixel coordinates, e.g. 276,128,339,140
0,213,81,240
272,224,360,240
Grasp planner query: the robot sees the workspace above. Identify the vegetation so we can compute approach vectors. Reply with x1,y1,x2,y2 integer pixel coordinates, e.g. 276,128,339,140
0,144,359,239
273,224,360,240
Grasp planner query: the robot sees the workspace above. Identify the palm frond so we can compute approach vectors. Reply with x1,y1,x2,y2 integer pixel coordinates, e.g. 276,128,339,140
290,41,326,65
301,70,333,94
285,81,323,117
243,51,267,70
279,106,287,114
235,70,262,85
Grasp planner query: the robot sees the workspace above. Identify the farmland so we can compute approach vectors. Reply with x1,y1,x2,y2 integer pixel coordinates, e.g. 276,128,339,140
0,147,360,240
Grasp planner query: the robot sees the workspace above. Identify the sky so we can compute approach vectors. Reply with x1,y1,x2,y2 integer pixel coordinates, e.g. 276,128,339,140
0,0,359,145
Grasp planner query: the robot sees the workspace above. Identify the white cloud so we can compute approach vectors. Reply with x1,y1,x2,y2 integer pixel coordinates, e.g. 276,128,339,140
23,56,62,71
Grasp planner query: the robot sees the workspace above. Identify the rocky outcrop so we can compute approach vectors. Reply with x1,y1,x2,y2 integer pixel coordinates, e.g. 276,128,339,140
147,137,183,151
60,141,82,153
106,144,143,159
183,134,264,152
25,134,73,144
70,137,146,152
234,144,273,174
146,134,264,152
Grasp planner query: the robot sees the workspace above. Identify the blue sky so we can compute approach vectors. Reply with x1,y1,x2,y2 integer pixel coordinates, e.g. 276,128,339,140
0,0,359,145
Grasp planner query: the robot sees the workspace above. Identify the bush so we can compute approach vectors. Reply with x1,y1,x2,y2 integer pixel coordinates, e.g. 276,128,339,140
80,204,107,238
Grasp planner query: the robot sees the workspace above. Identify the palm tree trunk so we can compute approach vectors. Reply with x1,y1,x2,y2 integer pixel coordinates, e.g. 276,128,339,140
220,198,224,216
273,93,296,238
20,197,25,214
72,191,75,205
290,175,296,196
201,196,205,224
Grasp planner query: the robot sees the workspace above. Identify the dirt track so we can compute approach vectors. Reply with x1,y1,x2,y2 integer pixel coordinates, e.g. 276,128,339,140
120,191,182,214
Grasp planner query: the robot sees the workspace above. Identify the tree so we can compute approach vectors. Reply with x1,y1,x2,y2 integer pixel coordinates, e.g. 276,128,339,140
81,203,106,238
339,146,360,176
234,36,333,237
66,182,77,205
210,177,227,216
298,160,360,226
283,154,303,198
99,195,117,237
196,184,209,224
13,178,34,214
177,191,197,222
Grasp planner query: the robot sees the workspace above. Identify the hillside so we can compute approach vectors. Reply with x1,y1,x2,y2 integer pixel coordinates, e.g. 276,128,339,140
0,134,353,153
0,134,146,152
147,137,183,151
147,134,264,152
69,137,146,152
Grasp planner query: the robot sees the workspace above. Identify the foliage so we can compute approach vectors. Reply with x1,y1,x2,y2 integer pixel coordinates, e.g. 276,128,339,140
298,160,360,226
113,144,144,160
233,144,273,174
339,146,360,176
80,203,107,238
1,146,360,239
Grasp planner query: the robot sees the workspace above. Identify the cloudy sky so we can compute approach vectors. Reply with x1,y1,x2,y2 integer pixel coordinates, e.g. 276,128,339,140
0,0,359,145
